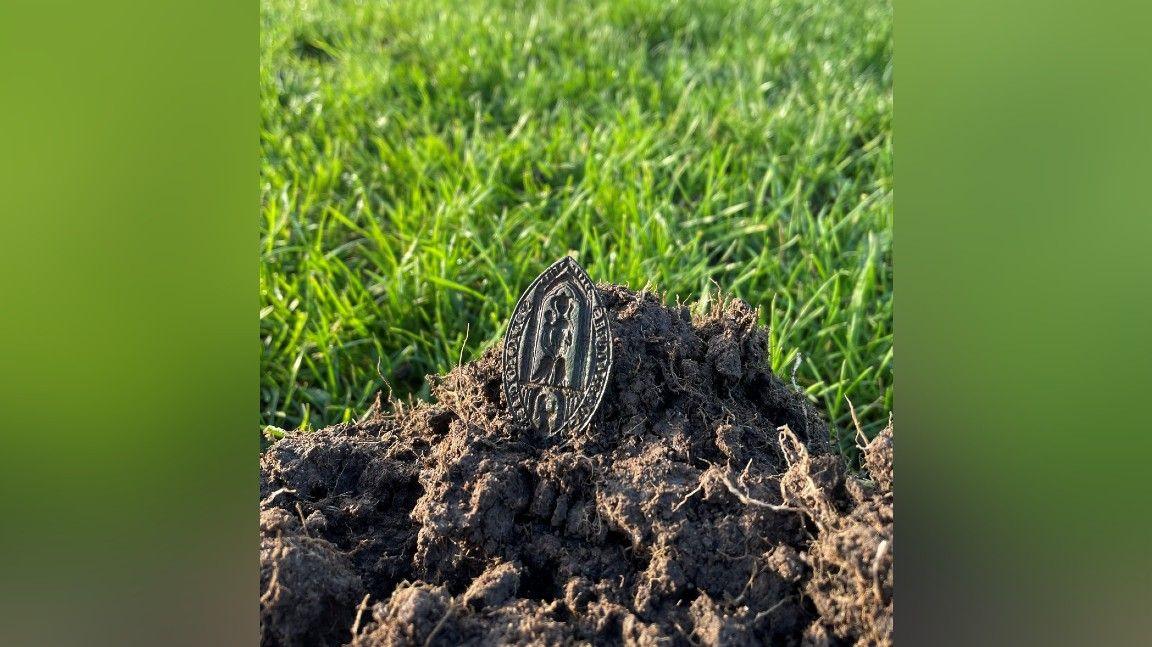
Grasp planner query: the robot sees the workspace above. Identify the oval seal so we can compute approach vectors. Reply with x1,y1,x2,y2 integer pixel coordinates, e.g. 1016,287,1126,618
502,256,613,436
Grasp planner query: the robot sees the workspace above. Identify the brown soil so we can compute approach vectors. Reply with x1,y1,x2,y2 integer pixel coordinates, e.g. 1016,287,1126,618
260,285,893,646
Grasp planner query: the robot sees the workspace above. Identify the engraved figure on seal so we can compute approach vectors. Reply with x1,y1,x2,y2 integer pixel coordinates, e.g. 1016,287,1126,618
530,389,563,435
529,287,577,387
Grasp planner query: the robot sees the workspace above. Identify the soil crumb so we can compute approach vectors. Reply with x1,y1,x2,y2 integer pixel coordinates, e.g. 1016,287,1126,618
260,284,893,646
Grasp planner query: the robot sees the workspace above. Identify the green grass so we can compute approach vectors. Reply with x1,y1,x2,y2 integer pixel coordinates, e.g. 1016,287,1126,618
260,0,893,443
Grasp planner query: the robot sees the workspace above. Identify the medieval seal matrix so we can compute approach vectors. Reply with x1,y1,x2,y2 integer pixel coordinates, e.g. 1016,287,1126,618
502,256,613,436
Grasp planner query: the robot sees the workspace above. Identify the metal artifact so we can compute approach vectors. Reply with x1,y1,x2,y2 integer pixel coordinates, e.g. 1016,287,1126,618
502,256,613,436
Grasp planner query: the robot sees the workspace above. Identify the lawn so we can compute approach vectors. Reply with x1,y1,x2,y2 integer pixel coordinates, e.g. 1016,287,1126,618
260,0,892,446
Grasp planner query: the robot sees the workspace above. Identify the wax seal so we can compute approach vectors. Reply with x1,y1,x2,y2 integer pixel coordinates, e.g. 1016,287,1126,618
502,256,613,436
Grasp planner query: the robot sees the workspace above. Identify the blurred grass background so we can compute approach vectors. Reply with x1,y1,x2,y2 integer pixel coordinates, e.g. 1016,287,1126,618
260,0,893,441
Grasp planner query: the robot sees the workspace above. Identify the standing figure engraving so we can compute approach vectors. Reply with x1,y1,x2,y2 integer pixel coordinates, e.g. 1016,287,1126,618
529,291,575,387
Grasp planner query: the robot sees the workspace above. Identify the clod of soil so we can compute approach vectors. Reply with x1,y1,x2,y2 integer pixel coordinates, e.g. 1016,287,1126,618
260,284,893,646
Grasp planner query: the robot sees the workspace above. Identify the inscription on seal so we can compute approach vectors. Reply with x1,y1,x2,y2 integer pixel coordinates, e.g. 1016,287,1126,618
502,256,613,436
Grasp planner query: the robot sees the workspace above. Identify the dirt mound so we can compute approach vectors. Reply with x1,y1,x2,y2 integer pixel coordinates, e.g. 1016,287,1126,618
260,285,893,646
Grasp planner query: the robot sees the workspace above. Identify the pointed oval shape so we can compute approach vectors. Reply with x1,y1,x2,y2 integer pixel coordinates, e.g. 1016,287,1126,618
502,256,613,437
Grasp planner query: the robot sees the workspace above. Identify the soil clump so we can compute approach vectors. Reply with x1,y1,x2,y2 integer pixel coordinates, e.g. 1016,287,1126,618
260,284,893,646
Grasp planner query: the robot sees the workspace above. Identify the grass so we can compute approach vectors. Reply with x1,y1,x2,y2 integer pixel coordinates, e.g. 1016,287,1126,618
260,0,893,445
